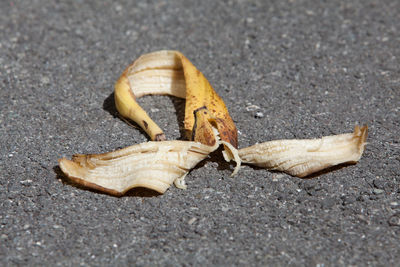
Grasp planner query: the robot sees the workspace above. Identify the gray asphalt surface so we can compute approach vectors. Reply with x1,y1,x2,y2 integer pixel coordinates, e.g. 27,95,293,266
1,0,399,266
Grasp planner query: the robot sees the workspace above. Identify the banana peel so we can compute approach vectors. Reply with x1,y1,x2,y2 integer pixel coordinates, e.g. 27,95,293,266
59,50,368,196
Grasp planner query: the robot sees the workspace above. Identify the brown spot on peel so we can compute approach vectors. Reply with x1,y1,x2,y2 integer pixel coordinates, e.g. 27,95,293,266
143,120,149,130
155,133,166,141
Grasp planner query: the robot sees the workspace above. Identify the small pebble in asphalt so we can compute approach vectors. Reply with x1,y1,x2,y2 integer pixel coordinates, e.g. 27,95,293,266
255,112,264,118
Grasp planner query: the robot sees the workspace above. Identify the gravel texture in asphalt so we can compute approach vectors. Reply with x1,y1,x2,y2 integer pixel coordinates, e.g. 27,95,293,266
1,0,399,265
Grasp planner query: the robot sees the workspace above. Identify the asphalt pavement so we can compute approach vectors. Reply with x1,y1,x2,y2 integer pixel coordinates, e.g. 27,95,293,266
1,0,399,265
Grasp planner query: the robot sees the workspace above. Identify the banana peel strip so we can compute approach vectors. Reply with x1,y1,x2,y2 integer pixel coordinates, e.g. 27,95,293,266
114,50,237,147
59,50,368,195
237,125,368,177
59,134,220,196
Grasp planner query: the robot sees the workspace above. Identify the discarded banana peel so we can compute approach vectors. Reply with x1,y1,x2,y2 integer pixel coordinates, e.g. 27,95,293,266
59,50,368,196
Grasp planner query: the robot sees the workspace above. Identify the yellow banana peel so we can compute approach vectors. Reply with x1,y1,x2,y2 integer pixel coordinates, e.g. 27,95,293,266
59,50,368,196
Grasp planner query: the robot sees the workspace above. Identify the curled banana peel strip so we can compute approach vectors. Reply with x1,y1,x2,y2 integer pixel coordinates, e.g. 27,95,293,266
59,50,368,196
59,135,220,196
114,50,237,147
237,125,368,177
